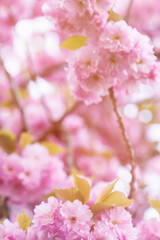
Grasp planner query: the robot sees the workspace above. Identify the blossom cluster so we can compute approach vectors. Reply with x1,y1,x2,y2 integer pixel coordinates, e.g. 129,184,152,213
43,0,160,104
0,144,67,204
1,195,160,240
28,197,137,240
0,196,137,240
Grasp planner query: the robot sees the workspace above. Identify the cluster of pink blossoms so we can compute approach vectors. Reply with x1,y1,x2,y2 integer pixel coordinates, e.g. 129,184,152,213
1,198,160,240
0,196,137,240
28,198,137,240
0,144,67,204
43,0,116,39
43,0,160,105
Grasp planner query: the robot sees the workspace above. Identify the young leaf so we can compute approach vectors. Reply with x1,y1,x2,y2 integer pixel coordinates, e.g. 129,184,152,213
19,87,29,99
40,141,67,155
100,150,114,159
90,203,109,217
148,197,160,214
73,174,90,204
95,179,118,203
54,187,84,203
60,35,88,51
17,210,31,232
102,191,132,207
20,132,33,149
0,130,16,153
107,9,122,22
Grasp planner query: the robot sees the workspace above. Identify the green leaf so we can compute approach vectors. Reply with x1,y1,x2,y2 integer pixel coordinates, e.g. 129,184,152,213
103,191,132,207
54,187,84,203
95,179,118,203
0,130,16,153
73,174,90,204
60,35,88,51
107,8,122,22
148,196,160,214
40,141,67,155
17,210,31,232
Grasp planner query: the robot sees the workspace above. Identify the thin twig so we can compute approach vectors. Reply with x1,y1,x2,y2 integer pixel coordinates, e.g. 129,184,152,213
38,101,80,142
109,87,136,198
124,0,134,22
66,130,75,173
0,57,31,134
0,197,9,219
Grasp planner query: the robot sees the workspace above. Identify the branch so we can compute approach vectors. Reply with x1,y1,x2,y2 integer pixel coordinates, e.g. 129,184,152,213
29,62,65,81
38,101,80,142
124,0,134,22
0,197,9,219
109,87,136,198
0,57,32,135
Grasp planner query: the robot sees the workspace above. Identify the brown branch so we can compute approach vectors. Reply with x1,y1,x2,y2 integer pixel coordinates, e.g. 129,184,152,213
0,196,9,219
155,52,160,59
0,57,32,135
65,130,75,173
29,62,66,81
109,87,136,198
124,0,134,22
38,101,80,142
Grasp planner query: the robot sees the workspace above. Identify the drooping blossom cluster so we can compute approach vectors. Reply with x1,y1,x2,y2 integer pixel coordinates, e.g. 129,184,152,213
67,29,158,105
43,0,160,104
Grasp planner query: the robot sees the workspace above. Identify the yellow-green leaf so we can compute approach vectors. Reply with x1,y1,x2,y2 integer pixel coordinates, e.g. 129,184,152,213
20,132,33,149
95,180,118,203
1,100,15,108
54,187,84,203
60,35,88,51
40,141,67,155
90,203,109,217
19,87,28,99
100,150,114,159
107,8,122,22
44,190,56,200
148,197,160,214
17,210,31,232
0,130,16,153
103,191,132,207
73,174,90,204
